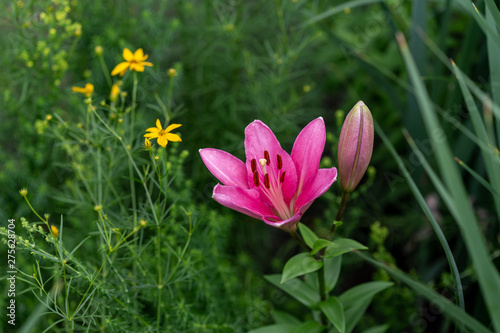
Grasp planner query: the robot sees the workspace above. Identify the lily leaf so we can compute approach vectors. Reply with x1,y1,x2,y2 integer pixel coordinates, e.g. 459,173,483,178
311,238,367,257
281,252,323,284
298,223,318,248
265,274,320,308
319,296,345,333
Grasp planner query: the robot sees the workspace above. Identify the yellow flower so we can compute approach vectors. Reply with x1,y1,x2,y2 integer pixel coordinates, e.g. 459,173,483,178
110,84,120,101
111,48,153,76
51,225,59,237
144,137,152,150
144,119,182,148
72,83,94,97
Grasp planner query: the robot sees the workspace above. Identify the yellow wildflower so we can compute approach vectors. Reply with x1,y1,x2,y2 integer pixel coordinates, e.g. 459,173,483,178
111,48,153,76
110,84,120,101
72,83,94,97
51,225,59,237
144,137,152,150
144,119,182,148
19,188,28,197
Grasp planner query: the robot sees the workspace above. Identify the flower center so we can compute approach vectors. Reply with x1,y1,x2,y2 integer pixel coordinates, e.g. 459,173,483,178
158,129,165,136
251,150,291,220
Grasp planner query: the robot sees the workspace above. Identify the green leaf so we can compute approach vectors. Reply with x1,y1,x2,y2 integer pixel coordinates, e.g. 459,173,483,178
339,281,393,333
311,238,367,257
360,324,390,333
358,252,492,333
291,321,324,333
264,274,320,308
298,223,318,248
272,311,301,325
319,296,345,333
247,324,297,333
398,32,500,331
324,256,342,292
281,253,323,284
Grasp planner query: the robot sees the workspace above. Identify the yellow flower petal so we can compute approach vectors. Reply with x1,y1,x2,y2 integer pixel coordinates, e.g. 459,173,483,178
157,136,168,147
145,127,160,133
134,48,144,60
142,61,153,67
164,123,182,133
144,132,159,138
130,63,145,72
111,62,130,76
156,119,162,130
165,133,182,142
123,48,134,61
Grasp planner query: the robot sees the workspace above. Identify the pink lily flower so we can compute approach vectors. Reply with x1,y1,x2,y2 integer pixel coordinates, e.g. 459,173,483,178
199,118,337,232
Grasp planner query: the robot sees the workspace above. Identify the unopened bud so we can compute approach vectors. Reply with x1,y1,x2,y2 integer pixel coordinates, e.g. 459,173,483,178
110,84,120,102
338,101,374,193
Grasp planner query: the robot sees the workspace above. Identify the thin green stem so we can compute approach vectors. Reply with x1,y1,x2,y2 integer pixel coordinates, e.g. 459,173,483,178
317,264,327,325
166,74,175,120
91,107,159,225
290,229,311,252
156,223,162,331
328,191,350,239
23,196,48,227
97,53,112,88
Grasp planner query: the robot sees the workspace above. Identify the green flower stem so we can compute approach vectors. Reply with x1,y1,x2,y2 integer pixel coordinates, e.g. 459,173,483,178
156,223,162,331
290,229,311,252
318,264,327,325
166,74,175,120
91,107,159,226
328,191,350,240
22,196,48,227
130,72,139,228
97,53,112,89
85,101,91,144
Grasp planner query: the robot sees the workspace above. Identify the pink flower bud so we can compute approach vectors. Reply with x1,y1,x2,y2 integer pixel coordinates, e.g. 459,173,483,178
338,101,374,193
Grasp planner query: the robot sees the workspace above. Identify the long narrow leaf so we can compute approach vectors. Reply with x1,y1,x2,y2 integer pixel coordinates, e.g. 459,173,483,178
376,122,464,312
397,32,500,331
357,252,492,333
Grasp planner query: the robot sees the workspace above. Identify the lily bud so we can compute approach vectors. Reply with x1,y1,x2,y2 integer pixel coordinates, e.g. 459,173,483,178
338,101,374,193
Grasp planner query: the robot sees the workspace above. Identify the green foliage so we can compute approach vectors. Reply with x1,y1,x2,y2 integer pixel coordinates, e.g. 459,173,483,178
2,0,500,332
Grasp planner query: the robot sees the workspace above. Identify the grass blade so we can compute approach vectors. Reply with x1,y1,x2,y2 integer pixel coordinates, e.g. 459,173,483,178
357,252,492,333
396,31,500,331
375,122,464,312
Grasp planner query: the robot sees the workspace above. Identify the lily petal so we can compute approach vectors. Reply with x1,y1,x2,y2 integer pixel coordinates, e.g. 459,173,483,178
291,117,326,193
200,148,248,188
213,184,277,220
123,48,134,61
263,212,302,232
295,167,337,213
244,120,298,203
111,62,129,76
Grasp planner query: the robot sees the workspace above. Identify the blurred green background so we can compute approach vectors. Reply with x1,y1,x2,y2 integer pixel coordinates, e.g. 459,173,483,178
1,0,499,332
